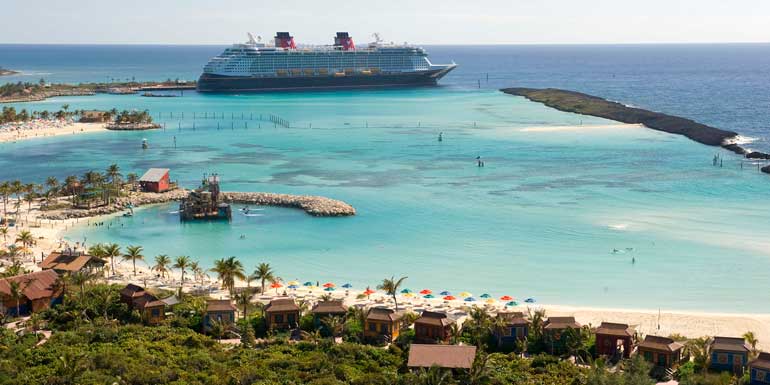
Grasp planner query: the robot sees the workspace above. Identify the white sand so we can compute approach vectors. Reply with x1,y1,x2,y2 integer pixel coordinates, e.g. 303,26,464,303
0,120,107,143
3,197,769,349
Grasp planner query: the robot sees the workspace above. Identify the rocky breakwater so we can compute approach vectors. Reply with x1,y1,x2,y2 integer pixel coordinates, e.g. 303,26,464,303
40,190,187,220
221,192,356,217
502,87,770,175
106,122,162,131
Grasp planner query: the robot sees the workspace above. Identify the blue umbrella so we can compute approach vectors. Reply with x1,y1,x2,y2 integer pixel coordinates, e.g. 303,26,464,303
303,281,314,286
324,287,336,292
506,301,519,307
464,297,476,302
288,284,299,289
525,297,536,303
342,283,352,288
480,293,492,299
423,294,435,299
439,291,451,296
400,288,413,294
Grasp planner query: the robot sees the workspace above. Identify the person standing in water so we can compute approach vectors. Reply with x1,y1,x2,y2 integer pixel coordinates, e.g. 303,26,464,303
438,132,443,142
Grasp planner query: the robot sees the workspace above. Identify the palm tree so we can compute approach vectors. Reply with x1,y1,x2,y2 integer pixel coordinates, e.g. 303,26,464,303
153,254,171,279
122,245,144,276
0,226,7,244
321,315,343,339
684,337,712,373
233,291,251,317
377,275,407,311
64,175,79,197
173,255,191,284
0,181,10,217
15,230,33,249
744,331,759,358
69,271,96,301
3,245,22,262
102,243,121,276
23,190,37,222
45,176,59,196
189,261,204,284
211,256,245,295
7,280,27,316
105,164,122,189
449,323,462,345
252,262,274,294
417,366,452,385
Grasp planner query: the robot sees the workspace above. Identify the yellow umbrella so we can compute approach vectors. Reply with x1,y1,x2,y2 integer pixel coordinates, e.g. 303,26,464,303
459,291,473,297
403,292,415,298
287,280,300,286
485,298,496,304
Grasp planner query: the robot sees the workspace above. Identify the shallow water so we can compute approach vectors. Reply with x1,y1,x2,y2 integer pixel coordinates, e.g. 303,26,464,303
2,88,769,312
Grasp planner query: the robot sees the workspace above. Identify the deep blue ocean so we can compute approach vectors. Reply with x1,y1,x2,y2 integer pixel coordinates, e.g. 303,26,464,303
2,44,770,312
2,43,770,149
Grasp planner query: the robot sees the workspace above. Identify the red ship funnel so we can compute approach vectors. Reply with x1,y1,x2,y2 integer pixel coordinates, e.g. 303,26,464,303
274,32,296,49
334,32,355,51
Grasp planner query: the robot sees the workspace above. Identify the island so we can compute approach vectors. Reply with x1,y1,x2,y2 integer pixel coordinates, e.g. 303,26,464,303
0,79,196,103
502,87,770,169
0,67,20,76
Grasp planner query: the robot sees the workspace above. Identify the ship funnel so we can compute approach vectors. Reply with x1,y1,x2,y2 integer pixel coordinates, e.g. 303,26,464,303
274,32,296,49
334,32,355,51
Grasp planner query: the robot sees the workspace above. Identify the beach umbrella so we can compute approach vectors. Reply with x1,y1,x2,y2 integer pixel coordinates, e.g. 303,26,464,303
439,291,451,296
464,297,476,302
403,292,415,298
480,293,491,299
423,294,435,299
288,284,299,289
323,282,335,288
525,297,536,303
287,280,300,286
459,291,472,297
484,298,496,304
443,295,456,301
270,281,283,294
363,288,376,296
324,287,336,292
506,301,519,307
419,289,432,295
400,288,413,294
500,295,514,301
342,283,352,288
303,281,313,286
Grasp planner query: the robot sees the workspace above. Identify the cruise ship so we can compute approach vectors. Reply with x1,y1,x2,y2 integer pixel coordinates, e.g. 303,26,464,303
197,32,457,92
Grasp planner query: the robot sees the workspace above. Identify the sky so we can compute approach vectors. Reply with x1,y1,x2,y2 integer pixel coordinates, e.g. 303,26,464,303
1,0,769,45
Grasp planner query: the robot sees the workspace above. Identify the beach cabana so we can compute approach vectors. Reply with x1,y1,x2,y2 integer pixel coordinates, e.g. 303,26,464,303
364,307,404,343
407,344,476,370
543,316,582,355
493,312,529,347
40,249,105,274
709,336,751,374
0,270,62,316
119,283,146,305
414,311,456,344
203,299,236,333
637,335,684,369
119,284,169,324
311,299,347,332
139,168,171,193
265,298,300,330
748,352,770,385
595,322,635,359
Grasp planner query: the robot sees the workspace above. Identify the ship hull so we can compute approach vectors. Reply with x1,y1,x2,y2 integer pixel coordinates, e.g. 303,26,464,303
197,68,454,92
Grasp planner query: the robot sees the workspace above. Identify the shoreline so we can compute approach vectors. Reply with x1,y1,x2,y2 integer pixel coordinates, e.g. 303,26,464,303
4,199,768,349
501,87,770,169
0,120,108,143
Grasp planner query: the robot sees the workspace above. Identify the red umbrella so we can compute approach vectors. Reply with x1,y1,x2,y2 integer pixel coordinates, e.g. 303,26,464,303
443,295,457,301
419,289,432,295
500,295,514,301
363,288,376,296
323,282,335,288
270,281,283,294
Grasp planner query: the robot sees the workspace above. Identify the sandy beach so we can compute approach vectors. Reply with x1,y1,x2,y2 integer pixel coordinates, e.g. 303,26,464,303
0,120,107,143
0,194,766,349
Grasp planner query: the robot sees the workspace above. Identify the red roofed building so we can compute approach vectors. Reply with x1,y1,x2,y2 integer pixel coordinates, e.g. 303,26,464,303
0,270,62,316
139,168,170,193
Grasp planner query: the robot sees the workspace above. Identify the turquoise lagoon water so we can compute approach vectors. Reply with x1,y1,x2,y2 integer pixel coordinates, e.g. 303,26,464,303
3,89,770,313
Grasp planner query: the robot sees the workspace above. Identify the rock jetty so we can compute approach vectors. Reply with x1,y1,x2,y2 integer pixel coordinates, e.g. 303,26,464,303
502,87,770,174
106,122,162,131
222,192,356,217
40,189,355,220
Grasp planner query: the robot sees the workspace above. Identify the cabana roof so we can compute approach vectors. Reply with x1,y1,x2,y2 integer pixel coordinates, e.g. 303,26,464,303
710,336,751,353
415,311,454,327
265,298,299,313
638,335,684,353
139,168,169,182
311,300,346,315
544,316,581,330
749,352,770,371
0,270,59,300
407,344,477,369
207,299,236,312
595,322,635,337
497,311,529,326
41,250,103,272
366,307,404,322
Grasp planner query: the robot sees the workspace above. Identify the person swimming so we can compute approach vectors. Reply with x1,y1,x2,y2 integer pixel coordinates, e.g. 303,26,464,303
438,132,443,142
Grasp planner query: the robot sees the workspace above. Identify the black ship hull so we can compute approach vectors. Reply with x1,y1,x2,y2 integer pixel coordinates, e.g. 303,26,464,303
197,68,454,92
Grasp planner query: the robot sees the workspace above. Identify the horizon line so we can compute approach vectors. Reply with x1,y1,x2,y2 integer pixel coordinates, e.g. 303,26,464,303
1,41,770,47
